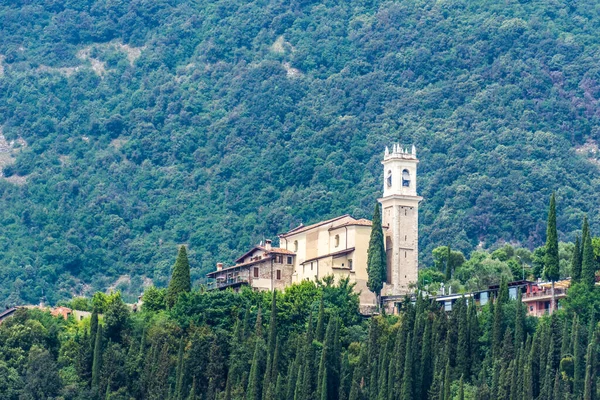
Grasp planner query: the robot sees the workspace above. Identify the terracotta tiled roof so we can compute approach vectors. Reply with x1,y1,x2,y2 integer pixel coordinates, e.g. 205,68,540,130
269,247,295,255
208,249,296,277
329,218,372,230
279,214,355,237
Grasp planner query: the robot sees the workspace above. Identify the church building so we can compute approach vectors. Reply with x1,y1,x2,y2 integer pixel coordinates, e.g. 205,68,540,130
207,145,421,309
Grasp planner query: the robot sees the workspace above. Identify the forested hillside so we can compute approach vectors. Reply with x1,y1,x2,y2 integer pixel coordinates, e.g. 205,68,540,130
2,280,600,400
2,0,600,303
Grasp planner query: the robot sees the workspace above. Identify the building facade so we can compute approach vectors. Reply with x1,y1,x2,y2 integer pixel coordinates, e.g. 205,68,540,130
207,145,421,309
206,240,296,291
278,215,376,306
379,145,422,296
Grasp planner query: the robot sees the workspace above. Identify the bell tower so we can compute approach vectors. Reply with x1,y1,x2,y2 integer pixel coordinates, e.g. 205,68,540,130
378,144,422,295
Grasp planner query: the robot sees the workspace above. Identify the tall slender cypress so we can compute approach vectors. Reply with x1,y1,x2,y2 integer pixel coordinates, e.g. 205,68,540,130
401,333,414,400
581,216,596,288
316,296,325,343
444,245,452,282
544,193,560,313
175,338,185,400
572,235,582,282
583,339,595,400
367,203,387,308
92,323,102,389
514,290,525,347
456,298,469,379
166,245,192,308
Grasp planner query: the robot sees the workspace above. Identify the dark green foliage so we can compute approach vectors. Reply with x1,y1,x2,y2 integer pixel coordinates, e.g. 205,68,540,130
544,193,560,283
103,292,130,342
581,217,596,288
3,0,600,306
367,203,386,303
92,323,103,389
3,273,600,400
572,236,582,283
166,246,192,308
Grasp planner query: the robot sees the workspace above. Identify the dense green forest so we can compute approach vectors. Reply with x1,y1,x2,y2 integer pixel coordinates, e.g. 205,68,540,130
3,0,600,303
3,276,600,400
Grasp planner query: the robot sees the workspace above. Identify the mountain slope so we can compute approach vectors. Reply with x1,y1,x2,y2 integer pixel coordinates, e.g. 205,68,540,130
1,0,599,303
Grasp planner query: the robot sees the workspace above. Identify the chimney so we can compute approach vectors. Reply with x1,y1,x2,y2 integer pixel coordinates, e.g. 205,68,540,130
265,239,272,251
216,263,223,271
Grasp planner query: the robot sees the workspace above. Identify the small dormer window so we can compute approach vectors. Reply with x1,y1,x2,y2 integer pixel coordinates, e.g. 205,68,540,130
334,234,340,247
402,169,410,187
386,170,392,187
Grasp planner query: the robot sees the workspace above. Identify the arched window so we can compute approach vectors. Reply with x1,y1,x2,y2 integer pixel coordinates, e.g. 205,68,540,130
294,240,298,252
402,169,410,187
334,234,340,247
386,170,392,187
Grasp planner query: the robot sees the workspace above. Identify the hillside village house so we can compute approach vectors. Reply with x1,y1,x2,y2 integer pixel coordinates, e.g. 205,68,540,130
208,145,422,309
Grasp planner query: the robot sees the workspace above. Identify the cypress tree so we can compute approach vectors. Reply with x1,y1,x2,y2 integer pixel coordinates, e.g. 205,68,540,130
175,338,185,400
572,235,582,282
348,365,361,400
247,337,265,400
166,245,192,308
443,360,451,400
367,203,386,308
300,315,316,400
456,298,469,379
444,245,452,282
468,300,480,373
90,309,98,352
514,290,525,347
420,318,433,398
339,352,351,400
316,296,325,343
187,377,196,400
581,216,596,288
583,340,595,400
92,323,102,389
275,374,285,400
401,333,414,400
317,317,336,400
544,193,560,313
573,317,586,398
492,297,503,359
459,375,464,400
497,277,509,305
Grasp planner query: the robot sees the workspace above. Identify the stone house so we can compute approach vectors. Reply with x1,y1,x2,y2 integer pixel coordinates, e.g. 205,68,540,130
206,239,295,291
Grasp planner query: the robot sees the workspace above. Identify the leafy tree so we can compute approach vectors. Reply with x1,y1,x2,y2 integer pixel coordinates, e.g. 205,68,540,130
104,292,130,342
166,246,192,308
22,345,60,400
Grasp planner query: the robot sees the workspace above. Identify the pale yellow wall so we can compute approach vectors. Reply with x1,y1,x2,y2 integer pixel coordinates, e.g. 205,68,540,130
282,219,377,306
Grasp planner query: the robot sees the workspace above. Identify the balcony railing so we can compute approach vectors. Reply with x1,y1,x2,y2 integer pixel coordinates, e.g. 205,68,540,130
523,288,567,301
215,276,250,289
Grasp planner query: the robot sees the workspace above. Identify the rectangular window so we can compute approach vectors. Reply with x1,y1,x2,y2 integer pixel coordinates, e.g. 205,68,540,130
348,259,353,271
276,270,281,280
444,301,452,312
287,256,293,264
253,267,259,278
311,262,313,271
480,292,488,306
530,306,534,312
